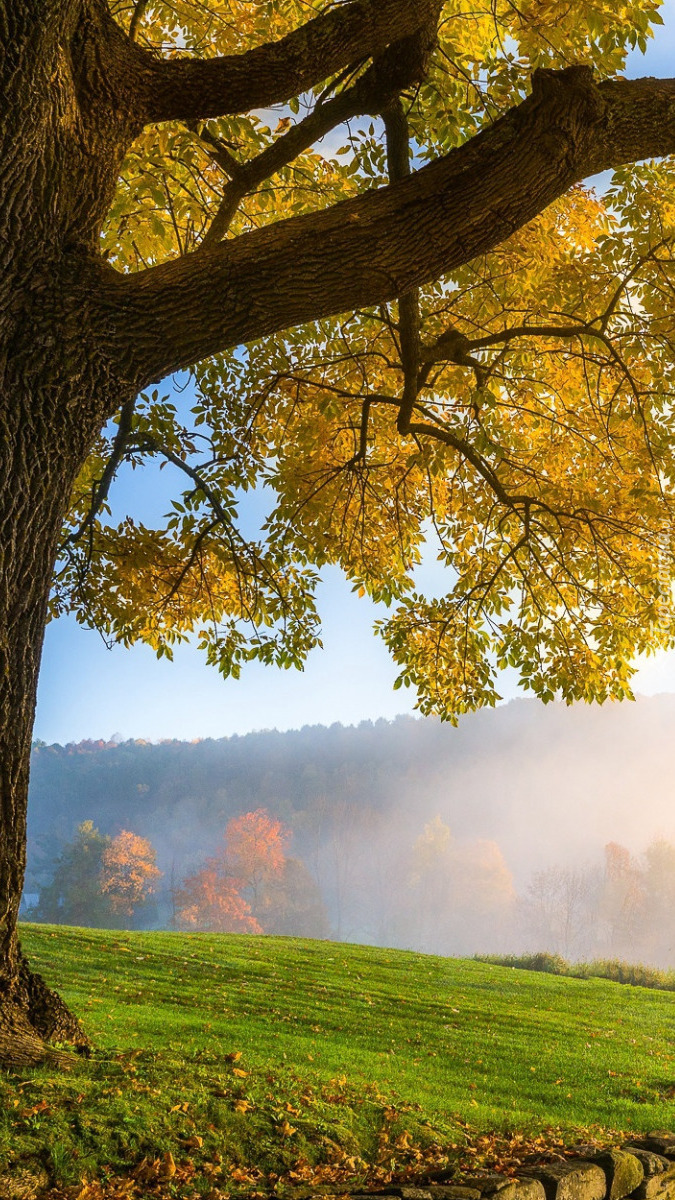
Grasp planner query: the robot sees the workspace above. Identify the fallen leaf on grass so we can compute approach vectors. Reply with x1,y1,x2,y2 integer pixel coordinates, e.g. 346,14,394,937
232,1067,248,1078
230,1167,262,1184
20,1100,51,1118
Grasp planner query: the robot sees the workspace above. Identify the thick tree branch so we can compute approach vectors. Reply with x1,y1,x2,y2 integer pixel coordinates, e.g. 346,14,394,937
128,0,149,43
101,69,675,388
137,0,440,124
199,29,437,250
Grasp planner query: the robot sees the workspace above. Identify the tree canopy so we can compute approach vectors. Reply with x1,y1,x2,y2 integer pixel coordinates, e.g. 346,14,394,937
50,0,675,722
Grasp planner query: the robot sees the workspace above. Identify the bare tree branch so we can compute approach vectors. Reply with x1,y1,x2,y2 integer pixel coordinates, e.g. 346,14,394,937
64,396,137,546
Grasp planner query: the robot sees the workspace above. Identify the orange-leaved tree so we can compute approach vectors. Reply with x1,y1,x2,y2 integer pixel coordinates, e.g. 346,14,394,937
176,809,289,932
99,830,162,918
175,863,262,934
226,810,289,910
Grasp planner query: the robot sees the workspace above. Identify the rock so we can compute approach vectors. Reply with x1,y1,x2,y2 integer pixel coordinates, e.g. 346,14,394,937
398,1190,435,1200
470,1176,516,1193
630,1139,675,1162
470,1175,544,1200
623,1150,671,1178
511,1182,548,1200
350,1195,399,1200
0,1166,49,1200
473,1175,522,1196
631,1165,675,1200
586,1150,643,1200
423,1189,482,1200
520,1160,606,1200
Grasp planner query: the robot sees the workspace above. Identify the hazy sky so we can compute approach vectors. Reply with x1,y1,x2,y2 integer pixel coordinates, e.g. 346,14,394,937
34,4,675,744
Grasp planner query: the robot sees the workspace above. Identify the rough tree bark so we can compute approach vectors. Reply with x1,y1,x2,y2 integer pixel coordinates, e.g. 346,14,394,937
0,0,143,1064
2,0,675,1065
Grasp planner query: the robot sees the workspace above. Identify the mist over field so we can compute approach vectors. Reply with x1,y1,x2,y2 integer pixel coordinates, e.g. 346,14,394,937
25,694,675,966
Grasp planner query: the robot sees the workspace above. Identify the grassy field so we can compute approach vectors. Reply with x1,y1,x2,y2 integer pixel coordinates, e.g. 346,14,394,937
3,925,675,1194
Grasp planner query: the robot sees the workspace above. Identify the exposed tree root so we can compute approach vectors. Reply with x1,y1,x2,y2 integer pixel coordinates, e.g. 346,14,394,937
0,955,90,1069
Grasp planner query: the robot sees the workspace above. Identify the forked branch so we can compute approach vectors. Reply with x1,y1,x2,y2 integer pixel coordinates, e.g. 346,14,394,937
199,28,438,249
137,0,441,124
102,70,675,388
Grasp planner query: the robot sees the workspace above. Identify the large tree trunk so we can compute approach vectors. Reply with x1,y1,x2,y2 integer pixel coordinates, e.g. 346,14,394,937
0,446,86,1064
0,372,115,1066
0,0,142,1066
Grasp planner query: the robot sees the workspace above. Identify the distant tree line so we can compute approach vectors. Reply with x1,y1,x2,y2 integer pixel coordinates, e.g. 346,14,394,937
29,810,329,938
26,808,675,970
23,707,675,965
522,839,675,966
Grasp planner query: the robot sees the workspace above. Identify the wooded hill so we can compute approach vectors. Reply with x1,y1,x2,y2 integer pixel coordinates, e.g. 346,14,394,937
27,695,675,927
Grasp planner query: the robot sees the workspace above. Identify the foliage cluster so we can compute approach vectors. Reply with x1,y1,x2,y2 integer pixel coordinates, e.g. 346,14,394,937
477,954,675,992
174,809,328,936
48,0,675,722
35,822,161,929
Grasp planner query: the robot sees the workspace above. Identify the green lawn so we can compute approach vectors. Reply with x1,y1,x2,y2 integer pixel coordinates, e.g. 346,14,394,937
3,925,675,1193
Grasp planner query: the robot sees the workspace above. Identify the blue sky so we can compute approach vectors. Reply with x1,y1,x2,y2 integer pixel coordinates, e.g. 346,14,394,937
33,4,675,744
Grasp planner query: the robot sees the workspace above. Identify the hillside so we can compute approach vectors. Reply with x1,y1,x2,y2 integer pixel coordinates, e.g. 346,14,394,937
27,696,675,888
24,696,675,955
4,926,675,1193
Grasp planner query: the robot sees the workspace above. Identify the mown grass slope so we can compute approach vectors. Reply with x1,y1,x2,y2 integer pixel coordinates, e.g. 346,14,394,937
3,925,675,1192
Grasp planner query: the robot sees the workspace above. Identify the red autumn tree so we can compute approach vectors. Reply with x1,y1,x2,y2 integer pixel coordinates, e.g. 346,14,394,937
175,864,261,934
175,809,289,933
225,810,289,908
99,830,162,918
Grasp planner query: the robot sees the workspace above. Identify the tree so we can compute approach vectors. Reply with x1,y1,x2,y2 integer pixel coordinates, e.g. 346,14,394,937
639,839,675,966
597,841,644,958
524,864,600,960
35,821,112,929
4,0,675,1064
35,822,161,927
100,829,162,918
175,863,262,934
224,809,289,913
406,817,516,955
261,857,331,939
175,809,288,932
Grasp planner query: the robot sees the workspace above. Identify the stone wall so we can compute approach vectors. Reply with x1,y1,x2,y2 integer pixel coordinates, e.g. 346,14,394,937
352,1135,675,1200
